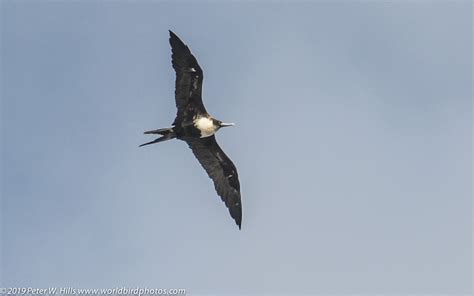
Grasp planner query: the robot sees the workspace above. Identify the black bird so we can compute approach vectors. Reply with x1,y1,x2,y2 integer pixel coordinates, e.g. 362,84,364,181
140,31,242,229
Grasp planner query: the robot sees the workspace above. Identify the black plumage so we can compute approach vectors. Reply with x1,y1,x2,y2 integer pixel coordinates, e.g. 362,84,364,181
140,31,242,229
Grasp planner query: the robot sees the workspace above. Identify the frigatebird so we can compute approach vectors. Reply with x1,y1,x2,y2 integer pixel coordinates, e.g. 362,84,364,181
140,31,242,229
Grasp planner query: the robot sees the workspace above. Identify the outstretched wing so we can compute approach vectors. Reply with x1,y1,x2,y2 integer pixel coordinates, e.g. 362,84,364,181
185,135,242,229
169,30,207,125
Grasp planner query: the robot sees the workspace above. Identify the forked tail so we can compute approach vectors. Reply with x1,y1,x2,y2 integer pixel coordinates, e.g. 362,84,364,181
139,127,176,147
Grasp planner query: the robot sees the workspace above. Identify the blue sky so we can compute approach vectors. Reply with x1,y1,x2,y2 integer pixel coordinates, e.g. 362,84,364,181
1,1,472,295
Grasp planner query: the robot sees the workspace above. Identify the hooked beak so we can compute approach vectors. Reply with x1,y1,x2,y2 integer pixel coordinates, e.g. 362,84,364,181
220,122,235,127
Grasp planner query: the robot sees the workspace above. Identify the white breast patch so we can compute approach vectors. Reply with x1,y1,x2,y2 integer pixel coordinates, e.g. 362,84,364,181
194,117,217,138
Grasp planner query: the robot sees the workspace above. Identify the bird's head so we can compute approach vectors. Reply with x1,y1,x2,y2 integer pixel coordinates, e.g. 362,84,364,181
214,119,235,130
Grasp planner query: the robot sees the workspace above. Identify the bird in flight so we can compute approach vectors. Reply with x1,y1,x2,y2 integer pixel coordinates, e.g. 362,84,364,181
140,30,242,229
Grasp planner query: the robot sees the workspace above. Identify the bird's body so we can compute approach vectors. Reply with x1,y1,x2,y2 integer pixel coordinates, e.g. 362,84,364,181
194,116,220,138
140,31,242,229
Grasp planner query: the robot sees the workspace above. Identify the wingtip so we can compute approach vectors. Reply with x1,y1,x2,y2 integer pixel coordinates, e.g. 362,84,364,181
229,200,242,231
236,216,242,230
169,30,178,40
169,30,185,49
